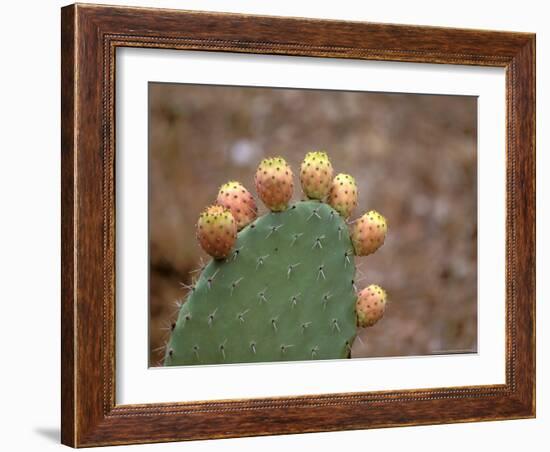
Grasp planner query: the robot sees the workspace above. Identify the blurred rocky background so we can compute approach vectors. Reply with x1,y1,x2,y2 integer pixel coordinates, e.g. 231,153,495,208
148,82,477,366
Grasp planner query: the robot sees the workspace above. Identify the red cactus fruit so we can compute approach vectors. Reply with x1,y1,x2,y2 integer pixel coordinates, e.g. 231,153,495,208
254,157,294,211
350,210,387,256
356,284,388,327
299,151,334,200
196,205,237,259
327,173,358,219
216,181,258,230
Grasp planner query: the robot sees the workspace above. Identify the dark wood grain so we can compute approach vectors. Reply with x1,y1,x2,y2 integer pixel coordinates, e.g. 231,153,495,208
61,3,535,447
60,5,76,446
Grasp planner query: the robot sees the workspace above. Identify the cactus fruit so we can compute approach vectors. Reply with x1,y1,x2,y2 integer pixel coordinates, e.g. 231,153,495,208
356,285,387,327
216,181,258,230
196,205,237,259
300,151,334,200
350,210,388,256
328,173,358,219
166,152,390,366
254,157,294,211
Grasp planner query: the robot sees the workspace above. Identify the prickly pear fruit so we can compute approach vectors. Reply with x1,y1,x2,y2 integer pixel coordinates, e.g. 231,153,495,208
350,210,388,256
300,151,334,200
254,157,294,211
216,181,258,231
356,284,387,327
327,173,358,219
196,205,237,259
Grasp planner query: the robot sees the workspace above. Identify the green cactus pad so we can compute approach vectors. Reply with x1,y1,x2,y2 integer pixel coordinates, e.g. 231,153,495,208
164,201,357,366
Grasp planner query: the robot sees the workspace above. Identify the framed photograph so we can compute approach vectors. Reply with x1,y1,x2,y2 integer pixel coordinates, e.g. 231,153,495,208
61,3,535,447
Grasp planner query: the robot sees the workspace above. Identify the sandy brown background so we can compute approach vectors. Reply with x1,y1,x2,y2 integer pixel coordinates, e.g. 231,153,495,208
148,82,478,366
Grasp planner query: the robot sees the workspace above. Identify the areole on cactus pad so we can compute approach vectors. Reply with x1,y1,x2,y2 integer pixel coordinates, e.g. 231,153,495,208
165,152,389,366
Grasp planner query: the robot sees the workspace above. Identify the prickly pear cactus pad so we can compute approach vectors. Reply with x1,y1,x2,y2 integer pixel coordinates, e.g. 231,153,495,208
164,151,389,366
165,201,357,365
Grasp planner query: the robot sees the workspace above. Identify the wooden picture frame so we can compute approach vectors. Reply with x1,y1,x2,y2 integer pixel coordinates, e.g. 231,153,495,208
61,3,535,447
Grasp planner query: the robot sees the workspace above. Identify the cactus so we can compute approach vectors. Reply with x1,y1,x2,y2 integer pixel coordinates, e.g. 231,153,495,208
164,152,388,366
